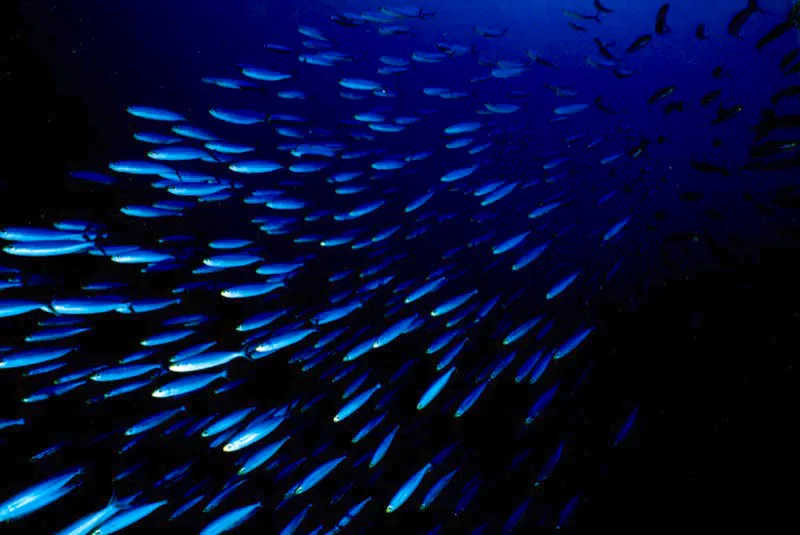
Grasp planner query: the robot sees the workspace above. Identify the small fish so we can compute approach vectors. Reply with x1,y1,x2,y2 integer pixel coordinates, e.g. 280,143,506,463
91,500,168,534
593,38,617,60
455,381,490,418
594,0,614,14
223,415,285,452
55,494,139,535
199,503,261,535
0,467,83,522
655,4,670,35
556,493,583,530
417,367,456,409
238,438,290,475
648,85,676,103
627,34,652,53
728,0,762,38
780,48,800,70
562,8,601,23
771,85,800,105
756,11,798,49
553,103,592,115
334,383,382,422
712,103,743,125
700,89,722,106
612,406,639,446
386,463,432,512
127,106,186,121
696,23,709,39
473,26,508,38
295,456,346,494
152,371,227,398
554,327,594,359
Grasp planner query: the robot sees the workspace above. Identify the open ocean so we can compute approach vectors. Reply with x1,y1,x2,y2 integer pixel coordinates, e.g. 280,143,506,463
1,1,798,533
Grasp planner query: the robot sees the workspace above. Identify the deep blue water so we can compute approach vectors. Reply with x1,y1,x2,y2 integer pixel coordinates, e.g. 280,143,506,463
1,0,798,533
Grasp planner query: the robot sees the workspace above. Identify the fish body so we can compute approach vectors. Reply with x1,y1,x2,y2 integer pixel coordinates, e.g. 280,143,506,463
386,463,432,512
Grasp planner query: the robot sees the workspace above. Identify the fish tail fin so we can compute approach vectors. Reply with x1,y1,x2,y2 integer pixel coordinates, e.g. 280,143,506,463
114,492,140,508
107,491,119,507
592,14,602,23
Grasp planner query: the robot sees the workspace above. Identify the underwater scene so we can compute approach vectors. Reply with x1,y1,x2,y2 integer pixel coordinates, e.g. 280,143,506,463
1,0,799,533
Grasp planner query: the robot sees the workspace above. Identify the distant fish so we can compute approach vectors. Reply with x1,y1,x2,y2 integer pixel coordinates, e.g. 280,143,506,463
127,106,186,122
655,3,671,35
562,8,602,23
594,0,614,14
627,34,652,53
728,0,762,38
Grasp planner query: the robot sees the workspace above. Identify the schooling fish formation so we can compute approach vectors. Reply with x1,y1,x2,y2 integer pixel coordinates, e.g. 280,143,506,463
0,1,798,533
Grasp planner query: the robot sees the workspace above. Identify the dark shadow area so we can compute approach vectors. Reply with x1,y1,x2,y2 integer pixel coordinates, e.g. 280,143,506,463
582,247,798,533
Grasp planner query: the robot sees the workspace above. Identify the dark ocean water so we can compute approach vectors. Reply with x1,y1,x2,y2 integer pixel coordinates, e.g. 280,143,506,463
0,0,798,533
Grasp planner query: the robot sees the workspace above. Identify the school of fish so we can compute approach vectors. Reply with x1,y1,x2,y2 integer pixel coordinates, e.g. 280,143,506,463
1,1,799,533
